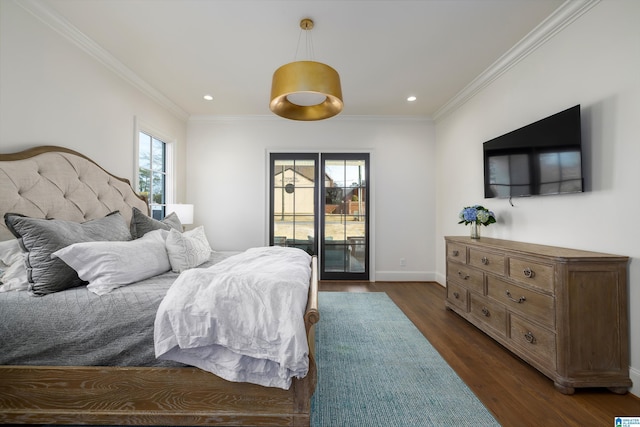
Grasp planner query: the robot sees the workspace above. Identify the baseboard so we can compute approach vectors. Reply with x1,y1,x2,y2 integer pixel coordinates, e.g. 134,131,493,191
628,366,640,397
374,271,435,282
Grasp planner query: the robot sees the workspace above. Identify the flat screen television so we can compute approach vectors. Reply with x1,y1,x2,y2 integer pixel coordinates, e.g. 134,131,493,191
483,105,583,199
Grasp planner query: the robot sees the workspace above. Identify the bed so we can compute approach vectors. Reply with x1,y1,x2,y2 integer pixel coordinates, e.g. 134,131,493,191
0,145,319,426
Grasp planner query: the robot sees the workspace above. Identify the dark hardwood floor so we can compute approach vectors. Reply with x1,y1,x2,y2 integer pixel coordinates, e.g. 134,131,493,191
319,281,640,427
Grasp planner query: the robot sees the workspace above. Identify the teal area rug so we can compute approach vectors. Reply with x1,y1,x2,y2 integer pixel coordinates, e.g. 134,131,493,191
311,292,499,427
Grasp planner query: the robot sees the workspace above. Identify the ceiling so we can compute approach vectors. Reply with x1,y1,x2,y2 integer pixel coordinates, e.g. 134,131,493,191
33,0,565,119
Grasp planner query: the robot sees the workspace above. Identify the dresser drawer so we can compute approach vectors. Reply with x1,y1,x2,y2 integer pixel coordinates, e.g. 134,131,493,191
446,281,468,312
509,314,556,371
509,257,554,293
447,261,484,293
447,243,467,264
469,248,505,276
487,276,555,329
470,294,507,337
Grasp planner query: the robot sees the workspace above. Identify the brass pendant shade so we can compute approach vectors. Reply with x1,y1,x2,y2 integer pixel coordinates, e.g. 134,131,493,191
270,61,343,121
269,19,343,121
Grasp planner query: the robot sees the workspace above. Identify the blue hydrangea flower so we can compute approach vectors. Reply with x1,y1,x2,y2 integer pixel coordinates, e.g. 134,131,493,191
462,207,478,222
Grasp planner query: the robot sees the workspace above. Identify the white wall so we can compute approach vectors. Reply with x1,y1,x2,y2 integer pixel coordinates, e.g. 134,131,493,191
0,0,188,195
187,116,436,280
434,0,640,395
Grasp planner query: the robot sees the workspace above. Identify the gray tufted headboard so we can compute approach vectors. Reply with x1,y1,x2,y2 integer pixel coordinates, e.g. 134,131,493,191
0,146,149,241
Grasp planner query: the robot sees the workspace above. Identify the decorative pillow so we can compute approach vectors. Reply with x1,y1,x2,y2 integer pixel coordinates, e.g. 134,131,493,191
53,229,171,296
130,207,182,239
165,226,212,273
4,211,132,296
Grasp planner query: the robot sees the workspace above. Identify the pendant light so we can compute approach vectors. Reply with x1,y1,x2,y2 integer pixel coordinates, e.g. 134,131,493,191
270,18,343,121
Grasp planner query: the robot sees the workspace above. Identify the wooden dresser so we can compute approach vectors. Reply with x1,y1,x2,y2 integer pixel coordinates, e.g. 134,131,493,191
444,236,631,394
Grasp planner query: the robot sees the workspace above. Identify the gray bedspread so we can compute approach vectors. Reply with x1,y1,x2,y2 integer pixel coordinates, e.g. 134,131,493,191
0,251,236,367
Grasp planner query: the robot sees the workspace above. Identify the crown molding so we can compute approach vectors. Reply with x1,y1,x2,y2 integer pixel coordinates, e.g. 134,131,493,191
432,0,601,122
14,0,190,122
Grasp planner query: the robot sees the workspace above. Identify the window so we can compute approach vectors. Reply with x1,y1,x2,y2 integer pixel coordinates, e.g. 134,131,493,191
137,130,173,220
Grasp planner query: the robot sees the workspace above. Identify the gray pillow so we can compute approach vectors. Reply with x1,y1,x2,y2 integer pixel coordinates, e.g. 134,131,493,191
130,207,182,239
4,211,132,296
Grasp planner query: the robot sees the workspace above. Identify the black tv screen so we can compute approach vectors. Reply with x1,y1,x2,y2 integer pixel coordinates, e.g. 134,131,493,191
483,105,583,199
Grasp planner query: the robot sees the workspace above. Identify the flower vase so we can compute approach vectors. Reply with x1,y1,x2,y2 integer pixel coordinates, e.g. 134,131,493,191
470,222,480,239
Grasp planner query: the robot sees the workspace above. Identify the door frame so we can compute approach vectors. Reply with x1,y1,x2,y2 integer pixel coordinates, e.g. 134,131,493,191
266,149,375,282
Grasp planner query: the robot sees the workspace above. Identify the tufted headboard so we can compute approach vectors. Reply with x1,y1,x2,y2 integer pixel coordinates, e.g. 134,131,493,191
0,146,149,241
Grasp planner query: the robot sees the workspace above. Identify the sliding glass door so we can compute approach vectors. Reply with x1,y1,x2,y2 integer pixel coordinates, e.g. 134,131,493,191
269,152,369,280
270,154,318,256
321,153,369,280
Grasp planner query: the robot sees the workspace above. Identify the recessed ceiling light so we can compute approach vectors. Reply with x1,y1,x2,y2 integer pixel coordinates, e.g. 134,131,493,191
407,95,417,102
203,94,214,101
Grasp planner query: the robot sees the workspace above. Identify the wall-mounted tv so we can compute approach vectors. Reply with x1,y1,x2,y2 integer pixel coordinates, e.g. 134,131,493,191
483,105,583,199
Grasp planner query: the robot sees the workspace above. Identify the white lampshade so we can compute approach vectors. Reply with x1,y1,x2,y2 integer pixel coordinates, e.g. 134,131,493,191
166,204,194,225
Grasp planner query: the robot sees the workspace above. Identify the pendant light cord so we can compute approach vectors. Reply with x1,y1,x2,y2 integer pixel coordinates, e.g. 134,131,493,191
294,20,315,61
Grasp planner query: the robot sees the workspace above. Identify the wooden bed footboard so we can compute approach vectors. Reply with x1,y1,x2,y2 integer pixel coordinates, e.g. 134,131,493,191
0,257,319,426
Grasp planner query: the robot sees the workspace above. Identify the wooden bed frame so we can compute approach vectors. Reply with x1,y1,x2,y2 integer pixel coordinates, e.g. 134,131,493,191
0,146,320,426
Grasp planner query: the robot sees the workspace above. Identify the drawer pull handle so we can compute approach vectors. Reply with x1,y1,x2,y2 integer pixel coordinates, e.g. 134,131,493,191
452,250,459,257
457,271,469,280
524,331,536,344
505,290,526,304
481,307,490,317
523,267,535,278
453,291,460,299
481,257,489,265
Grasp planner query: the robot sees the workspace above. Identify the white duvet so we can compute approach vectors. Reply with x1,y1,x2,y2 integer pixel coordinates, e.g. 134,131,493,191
154,246,312,389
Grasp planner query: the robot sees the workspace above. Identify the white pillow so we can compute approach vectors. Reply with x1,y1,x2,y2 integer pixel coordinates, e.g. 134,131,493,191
0,239,28,292
0,259,29,292
165,226,212,273
0,239,23,265
52,229,171,296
